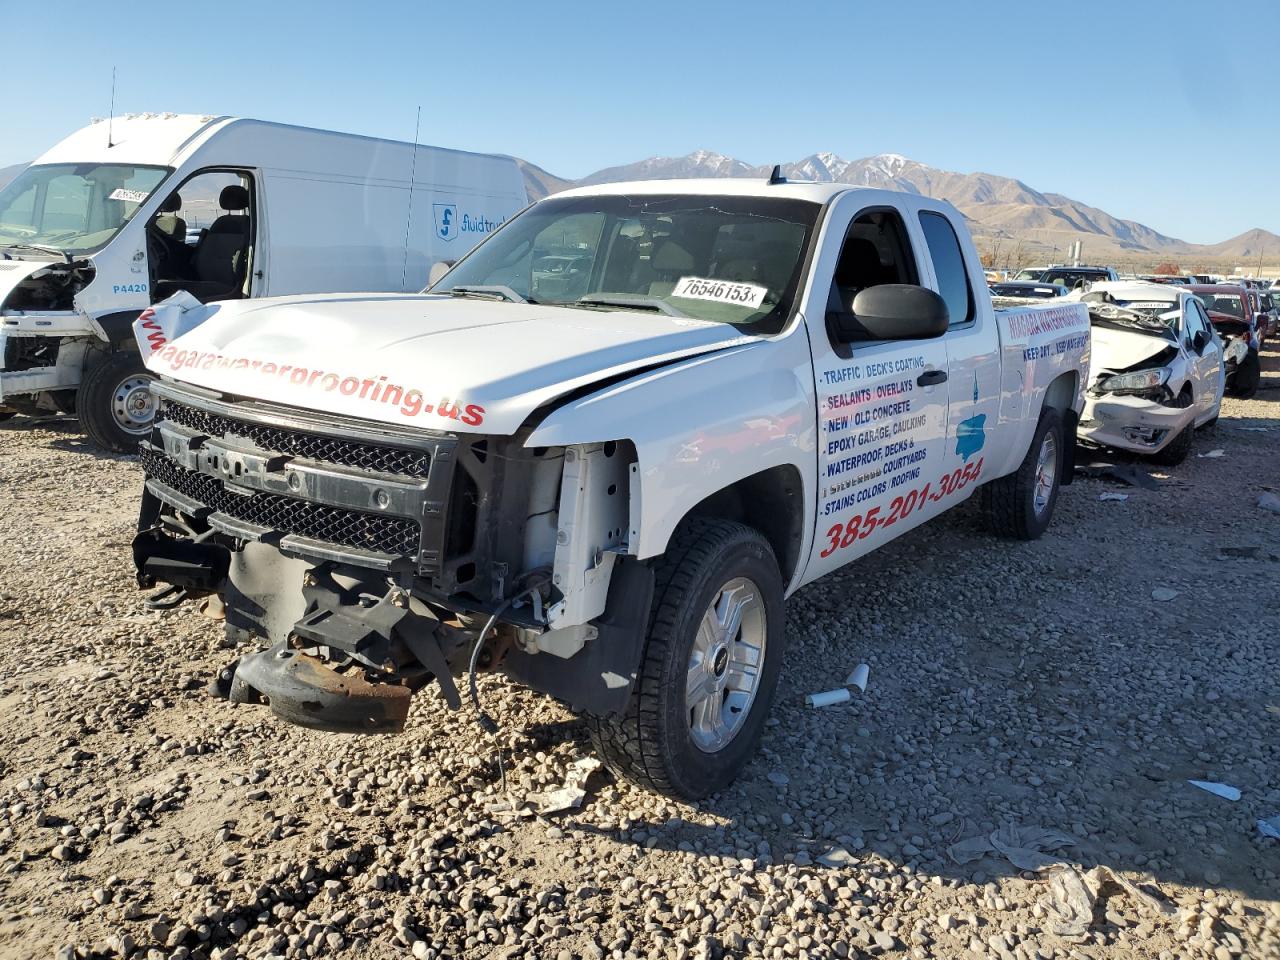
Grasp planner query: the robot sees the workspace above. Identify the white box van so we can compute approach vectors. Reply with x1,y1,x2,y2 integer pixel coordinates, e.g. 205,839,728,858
0,113,527,449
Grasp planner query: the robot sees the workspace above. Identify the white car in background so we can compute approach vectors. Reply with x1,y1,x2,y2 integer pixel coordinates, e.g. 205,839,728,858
1075,282,1224,465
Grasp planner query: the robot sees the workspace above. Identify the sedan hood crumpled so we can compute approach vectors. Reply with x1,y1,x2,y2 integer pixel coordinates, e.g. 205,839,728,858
1088,323,1176,376
139,292,758,435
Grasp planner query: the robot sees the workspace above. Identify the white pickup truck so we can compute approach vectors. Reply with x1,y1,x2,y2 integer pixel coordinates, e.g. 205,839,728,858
130,177,1089,799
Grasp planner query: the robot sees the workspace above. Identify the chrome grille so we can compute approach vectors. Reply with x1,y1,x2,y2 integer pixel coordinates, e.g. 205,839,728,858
160,398,432,478
140,446,421,557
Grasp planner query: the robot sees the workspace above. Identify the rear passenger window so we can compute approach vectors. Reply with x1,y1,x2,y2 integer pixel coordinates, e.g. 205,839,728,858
918,212,974,327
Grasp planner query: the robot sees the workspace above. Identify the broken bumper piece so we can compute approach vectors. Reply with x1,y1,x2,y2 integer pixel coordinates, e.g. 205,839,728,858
220,641,413,734
1078,394,1195,455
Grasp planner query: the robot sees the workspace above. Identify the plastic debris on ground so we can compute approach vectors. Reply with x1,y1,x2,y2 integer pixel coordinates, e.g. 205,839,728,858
806,663,870,707
525,756,602,814
1044,864,1176,937
1099,492,1129,502
1150,587,1179,602
1096,463,1160,490
1257,816,1280,840
846,663,870,692
1187,779,1241,801
1258,492,1280,515
816,846,859,868
1197,449,1226,459
805,688,850,708
947,825,1078,871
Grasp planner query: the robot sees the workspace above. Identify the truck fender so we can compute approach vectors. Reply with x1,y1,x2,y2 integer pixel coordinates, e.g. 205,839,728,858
524,335,816,573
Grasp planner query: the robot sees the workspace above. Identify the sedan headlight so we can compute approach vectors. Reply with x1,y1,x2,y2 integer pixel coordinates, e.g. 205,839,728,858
1097,367,1170,395
1224,338,1249,364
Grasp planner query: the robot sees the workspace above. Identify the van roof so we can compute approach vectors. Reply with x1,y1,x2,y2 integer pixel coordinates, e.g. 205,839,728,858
33,113,520,171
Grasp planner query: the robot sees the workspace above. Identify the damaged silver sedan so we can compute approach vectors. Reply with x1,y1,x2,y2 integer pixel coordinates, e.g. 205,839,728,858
1076,283,1224,465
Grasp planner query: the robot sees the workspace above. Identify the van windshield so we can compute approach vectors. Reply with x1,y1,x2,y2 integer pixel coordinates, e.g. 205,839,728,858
0,163,170,256
434,193,820,332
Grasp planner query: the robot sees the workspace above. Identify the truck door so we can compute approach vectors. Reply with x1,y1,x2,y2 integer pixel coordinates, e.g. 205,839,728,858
915,209,1002,491
804,201,952,581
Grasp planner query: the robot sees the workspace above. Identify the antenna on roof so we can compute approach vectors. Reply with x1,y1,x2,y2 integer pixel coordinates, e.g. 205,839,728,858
400,105,422,291
107,67,117,148
767,164,786,185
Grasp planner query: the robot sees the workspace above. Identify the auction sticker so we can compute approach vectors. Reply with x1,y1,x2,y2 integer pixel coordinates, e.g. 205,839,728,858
109,188,150,203
672,276,767,309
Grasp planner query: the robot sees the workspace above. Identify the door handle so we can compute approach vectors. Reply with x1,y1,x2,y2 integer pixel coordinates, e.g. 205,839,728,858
917,369,948,387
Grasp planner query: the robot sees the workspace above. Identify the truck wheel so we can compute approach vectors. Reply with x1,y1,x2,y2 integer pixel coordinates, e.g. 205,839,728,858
1148,391,1194,466
1227,350,1260,399
588,518,785,800
79,352,156,453
981,407,1063,540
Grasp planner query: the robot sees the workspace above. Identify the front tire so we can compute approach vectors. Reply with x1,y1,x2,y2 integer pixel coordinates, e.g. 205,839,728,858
1149,390,1194,466
79,351,156,453
981,407,1063,540
588,518,786,800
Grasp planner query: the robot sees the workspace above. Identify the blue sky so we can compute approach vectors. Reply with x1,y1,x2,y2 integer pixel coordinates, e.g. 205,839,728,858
4,0,1276,243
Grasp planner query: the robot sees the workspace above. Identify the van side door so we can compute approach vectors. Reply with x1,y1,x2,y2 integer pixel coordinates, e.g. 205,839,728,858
801,197,953,581
915,207,1002,494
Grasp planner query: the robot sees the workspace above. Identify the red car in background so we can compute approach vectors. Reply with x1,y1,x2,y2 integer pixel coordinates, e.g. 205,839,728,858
1186,284,1262,397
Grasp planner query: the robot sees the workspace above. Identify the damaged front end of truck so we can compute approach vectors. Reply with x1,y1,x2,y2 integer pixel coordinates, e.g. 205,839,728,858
132,379,653,734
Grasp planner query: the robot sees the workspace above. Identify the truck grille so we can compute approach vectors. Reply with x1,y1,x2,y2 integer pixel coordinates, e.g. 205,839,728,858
160,398,432,478
139,446,421,557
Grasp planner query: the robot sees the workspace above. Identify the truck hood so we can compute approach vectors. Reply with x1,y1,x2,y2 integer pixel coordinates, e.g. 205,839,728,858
143,293,758,435
1087,323,1177,376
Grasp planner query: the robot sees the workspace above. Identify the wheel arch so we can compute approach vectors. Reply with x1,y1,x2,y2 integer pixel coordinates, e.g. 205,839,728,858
1040,370,1079,485
675,464,806,588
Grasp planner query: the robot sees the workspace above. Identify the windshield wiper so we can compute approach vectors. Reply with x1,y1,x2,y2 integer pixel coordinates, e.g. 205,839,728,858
448,285,530,304
3,242,72,263
574,295,687,317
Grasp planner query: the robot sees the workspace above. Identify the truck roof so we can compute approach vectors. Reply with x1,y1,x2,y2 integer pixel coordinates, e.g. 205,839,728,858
552,177,894,206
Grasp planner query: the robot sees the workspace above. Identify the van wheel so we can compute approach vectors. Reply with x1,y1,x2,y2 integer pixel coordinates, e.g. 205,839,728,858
1149,391,1194,466
587,518,785,800
981,407,1063,540
79,352,156,453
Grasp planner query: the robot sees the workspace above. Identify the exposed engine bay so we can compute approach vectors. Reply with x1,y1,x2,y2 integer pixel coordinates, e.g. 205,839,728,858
0,257,94,312
132,379,651,734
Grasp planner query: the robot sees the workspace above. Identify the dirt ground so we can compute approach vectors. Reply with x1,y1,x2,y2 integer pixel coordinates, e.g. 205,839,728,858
1,347,1278,960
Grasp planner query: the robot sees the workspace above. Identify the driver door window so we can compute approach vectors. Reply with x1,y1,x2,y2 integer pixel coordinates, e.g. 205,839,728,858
149,170,255,304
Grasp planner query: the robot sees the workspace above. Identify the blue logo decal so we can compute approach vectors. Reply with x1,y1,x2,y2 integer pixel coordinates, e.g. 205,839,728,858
956,414,987,462
956,372,986,461
433,203,458,242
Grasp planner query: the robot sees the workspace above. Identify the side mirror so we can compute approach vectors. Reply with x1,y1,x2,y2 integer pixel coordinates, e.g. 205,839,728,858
427,260,455,288
1192,330,1208,353
833,284,950,342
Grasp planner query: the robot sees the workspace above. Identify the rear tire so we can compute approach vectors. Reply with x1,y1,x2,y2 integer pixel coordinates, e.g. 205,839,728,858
1228,350,1261,399
981,407,1063,540
1149,391,1194,466
588,518,786,800
79,351,156,453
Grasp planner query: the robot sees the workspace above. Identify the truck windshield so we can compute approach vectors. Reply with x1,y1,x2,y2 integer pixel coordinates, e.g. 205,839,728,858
434,194,821,332
0,162,170,256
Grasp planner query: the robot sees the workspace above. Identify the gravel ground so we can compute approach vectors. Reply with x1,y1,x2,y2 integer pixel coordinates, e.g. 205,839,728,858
1,348,1278,960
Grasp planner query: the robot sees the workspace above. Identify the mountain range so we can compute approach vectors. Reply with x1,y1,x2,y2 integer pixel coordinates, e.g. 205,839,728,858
525,151,1279,267
5,150,1275,267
